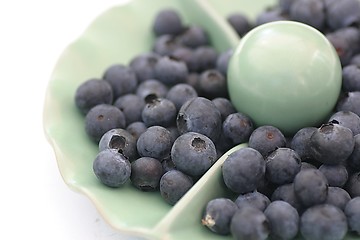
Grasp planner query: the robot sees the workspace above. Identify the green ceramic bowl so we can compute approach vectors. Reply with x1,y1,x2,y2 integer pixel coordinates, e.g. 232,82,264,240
42,0,355,239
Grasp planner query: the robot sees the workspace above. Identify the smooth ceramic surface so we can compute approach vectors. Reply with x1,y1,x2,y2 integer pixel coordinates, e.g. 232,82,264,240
228,21,342,136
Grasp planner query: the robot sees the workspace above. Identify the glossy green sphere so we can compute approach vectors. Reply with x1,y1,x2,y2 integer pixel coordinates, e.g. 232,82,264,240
227,21,342,136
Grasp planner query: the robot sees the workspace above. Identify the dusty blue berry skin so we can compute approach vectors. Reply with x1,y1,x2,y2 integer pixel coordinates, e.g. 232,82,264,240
130,157,163,191
227,13,251,37
310,123,355,165
198,69,227,99
265,148,301,185
279,0,296,13
255,8,288,26
294,169,329,208
301,162,317,171
202,198,238,235
343,65,360,92
346,172,360,197
159,170,193,205
154,56,188,86
125,121,147,141
179,26,209,49
103,64,138,99
264,200,299,240
300,204,348,240
141,98,177,127
93,149,131,187
98,128,138,162
161,158,176,173
325,187,351,211
319,164,348,187
329,111,360,135
222,113,254,145
347,134,360,170
290,127,317,161
216,49,233,77
136,126,172,160
248,125,286,158
136,79,168,101
166,83,198,111
192,46,218,73
153,35,182,56
152,8,183,37
177,97,222,142
344,197,360,234
325,0,360,30
337,92,360,116
75,79,113,115
271,183,303,213
170,47,194,70
114,94,145,126
212,98,236,122
222,147,265,194
171,132,217,177
85,104,126,142
230,206,270,240
351,54,360,66
289,0,325,30
235,191,270,212
129,52,160,83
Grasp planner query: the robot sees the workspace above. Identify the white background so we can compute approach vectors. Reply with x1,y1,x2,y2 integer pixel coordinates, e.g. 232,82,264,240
0,1,136,239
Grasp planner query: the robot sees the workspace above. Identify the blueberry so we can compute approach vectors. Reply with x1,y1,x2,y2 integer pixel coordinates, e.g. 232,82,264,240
325,0,360,30
136,126,172,160
129,52,160,83
309,122,355,165
319,164,348,187
177,97,222,142
345,172,360,197
300,204,348,240
170,47,194,71
329,110,360,135
114,94,145,125
265,148,301,185
161,157,176,173
166,125,180,145
178,26,209,49
212,97,236,122
125,121,147,141
136,79,168,101
201,198,238,235
141,98,177,127
271,183,303,213
289,0,325,30
301,162,317,171
216,49,233,77
98,128,138,161
222,112,254,145
191,46,218,73
222,147,265,194
344,196,360,234
278,0,296,13
290,127,317,161
214,131,234,155
234,191,270,212
255,8,288,26
227,12,251,37
74,79,113,114
294,169,328,208
152,9,183,36
350,53,360,66
171,132,217,177
103,64,138,99
159,169,193,205
347,134,360,170
230,206,270,240
325,187,351,211
198,69,227,99
85,104,126,142
154,56,188,85
93,149,131,187
248,125,287,157
342,65,360,92
264,200,299,240
130,157,163,191
153,35,182,56
337,91,360,116
185,73,200,91
166,83,198,111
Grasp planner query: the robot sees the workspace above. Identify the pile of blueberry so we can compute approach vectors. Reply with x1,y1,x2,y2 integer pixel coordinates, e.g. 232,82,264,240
74,0,360,239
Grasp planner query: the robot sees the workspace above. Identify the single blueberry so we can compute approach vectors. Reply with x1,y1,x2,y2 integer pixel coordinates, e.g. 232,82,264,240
170,47,194,71
345,172,360,197
136,79,168,101
75,79,113,114
130,157,163,191
290,127,317,161
234,191,270,212
154,56,188,86
129,52,160,83
350,53,360,66
301,162,317,171
347,134,360,170
325,187,351,211
114,94,145,125
198,69,227,99
344,196,360,234
125,121,147,141
342,65,360,92
166,83,198,111
216,49,233,77
152,8,183,36
93,149,131,187
279,0,296,13
212,98,236,122
153,35,182,56
271,183,303,213
289,0,325,30
201,198,238,235
178,25,209,49
227,12,251,37
337,91,360,116
141,98,177,127
222,112,254,145
329,110,360,135
191,46,218,73
319,164,348,187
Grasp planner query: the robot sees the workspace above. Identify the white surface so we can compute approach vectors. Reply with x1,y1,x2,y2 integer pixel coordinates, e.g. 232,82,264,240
0,1,135,239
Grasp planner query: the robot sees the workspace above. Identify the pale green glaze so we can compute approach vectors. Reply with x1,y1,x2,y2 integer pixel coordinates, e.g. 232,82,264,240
228,21,342,136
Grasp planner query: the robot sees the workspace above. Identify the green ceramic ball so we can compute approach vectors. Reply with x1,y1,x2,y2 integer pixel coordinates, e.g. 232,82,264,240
227,21,342,136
